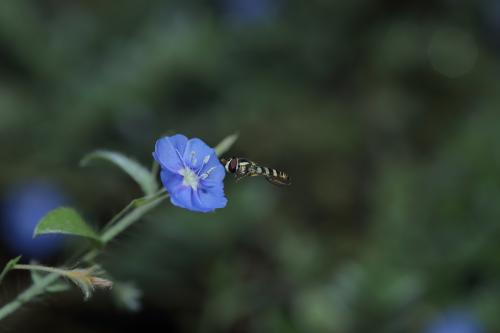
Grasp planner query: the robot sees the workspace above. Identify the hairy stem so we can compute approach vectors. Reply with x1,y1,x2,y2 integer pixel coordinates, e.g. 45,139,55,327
0,189,168,321
13,264,69,276
0,272,59,320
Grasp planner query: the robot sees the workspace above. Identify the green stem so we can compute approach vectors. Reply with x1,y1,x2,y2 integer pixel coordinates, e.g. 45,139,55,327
101,192,168,243
13,264,69,275
100,188,167,234
151,161,160,179
0,189,168,321
0,273,59,320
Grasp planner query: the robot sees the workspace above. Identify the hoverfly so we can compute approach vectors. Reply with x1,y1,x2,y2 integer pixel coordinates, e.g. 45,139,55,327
220,157,291,186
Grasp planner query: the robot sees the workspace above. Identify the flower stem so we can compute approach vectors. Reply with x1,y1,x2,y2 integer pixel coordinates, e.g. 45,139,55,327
100,191,168,243
0,189,168,321
13,264,69,275
0,272,59,321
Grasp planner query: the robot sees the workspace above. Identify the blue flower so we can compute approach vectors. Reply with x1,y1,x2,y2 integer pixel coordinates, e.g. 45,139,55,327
153,134,227,213
1,181,68,260
424,311,484,333
223,0,279,26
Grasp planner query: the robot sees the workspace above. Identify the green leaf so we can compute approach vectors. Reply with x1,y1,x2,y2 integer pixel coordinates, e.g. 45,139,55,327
34,207,101,243
80,150,158,196
0,256,21,284
215,132,239,157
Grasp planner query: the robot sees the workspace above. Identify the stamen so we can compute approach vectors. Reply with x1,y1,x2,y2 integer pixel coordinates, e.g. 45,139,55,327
196,155,212,176
191,151,197,166
175,149,188,169
180,167,199,190
200,167,217,180
205,167,216,175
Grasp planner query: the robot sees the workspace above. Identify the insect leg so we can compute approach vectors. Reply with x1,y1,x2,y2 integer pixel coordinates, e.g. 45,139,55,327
235,172,251,182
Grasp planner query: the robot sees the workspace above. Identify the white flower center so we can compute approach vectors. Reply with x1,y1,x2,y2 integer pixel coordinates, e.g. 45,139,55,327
179,168,199,190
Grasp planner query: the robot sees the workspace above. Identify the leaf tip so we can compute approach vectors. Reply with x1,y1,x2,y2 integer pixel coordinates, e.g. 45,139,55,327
215,132,240,157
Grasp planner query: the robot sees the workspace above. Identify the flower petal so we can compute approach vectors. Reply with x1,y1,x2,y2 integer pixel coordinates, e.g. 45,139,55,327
192,186,227,212
160,170,194,209
170,186,195,210
153,135,188,173
159,169,183,194
200,160,226,187
183,138,215,170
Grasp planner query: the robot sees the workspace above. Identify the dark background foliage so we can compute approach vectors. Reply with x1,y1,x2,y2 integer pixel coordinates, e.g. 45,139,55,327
0,0,499,332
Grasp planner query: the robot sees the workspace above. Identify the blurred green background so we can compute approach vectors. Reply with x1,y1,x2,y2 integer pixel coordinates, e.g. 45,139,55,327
0,0,499,332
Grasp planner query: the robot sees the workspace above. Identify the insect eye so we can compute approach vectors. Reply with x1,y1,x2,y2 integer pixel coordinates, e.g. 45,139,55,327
228,159,238,173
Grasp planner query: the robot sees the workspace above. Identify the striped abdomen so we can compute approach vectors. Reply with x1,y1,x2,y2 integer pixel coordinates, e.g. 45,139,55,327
257,166,291,186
